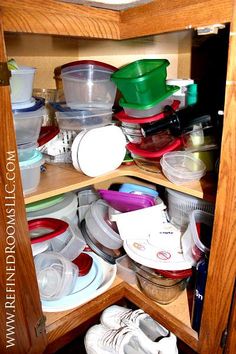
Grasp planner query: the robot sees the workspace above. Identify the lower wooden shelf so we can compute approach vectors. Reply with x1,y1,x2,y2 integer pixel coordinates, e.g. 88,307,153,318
44,276,198,353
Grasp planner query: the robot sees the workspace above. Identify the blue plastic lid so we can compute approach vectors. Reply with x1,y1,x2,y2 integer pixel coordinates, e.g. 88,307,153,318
119,183,159,198
19,150,43,167
12,97,45,114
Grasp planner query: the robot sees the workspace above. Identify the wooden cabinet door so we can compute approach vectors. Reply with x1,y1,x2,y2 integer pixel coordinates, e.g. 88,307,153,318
0,16,47,353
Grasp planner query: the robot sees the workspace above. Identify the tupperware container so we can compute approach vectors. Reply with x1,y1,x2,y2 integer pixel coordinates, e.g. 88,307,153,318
127,138,182,173
111,59,170,105
160,152,206,185
119,87,179,118
19,150,44,195
34,252,78,300
181,210,214,265
55,107,112,131
116,254,137,285
98,189,156,212
78,188,99,223
13,99,45,146
134,261,188,304
71,125,127,177
166,188,215,230
61,60,117,110
26,192,79,225
181,125,218,152
18,143,38,161
85,199,123,249
10,66,36,103
81,220,123,264
166,79,194,108
119,183,158,198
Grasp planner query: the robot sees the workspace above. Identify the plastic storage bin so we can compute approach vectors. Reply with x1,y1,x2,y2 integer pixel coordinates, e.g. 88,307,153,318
111,59,170,105
134,262,188,304
166,188,215,230
10,66,36,103
61,60,117,110
19,150,44,195
160,152,206,185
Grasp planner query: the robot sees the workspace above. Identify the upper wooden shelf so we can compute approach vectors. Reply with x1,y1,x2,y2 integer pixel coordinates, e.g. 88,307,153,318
24,163,217,204
1,0,232,39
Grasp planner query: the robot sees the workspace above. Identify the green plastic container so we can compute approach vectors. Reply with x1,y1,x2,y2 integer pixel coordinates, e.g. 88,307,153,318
111,59,170,105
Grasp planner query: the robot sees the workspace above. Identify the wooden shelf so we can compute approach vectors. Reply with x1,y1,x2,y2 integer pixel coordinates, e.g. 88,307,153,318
1,0,232,39
24,163,217,204
45,277,198,352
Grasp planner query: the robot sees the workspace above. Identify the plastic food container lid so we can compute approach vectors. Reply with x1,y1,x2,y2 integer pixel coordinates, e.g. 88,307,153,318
61,60,117,73
12,97,45,114
127,138,182,158
119,183,158,198
119,85,179,110
154,268,192,279
11,66,36,74
98,189,156,212
115,100,180,123
72,253,93,276
71,125,127,177
12,97,36,110
19,150,43,168
26,194,65,212
29,218,69,244
81,220,123,264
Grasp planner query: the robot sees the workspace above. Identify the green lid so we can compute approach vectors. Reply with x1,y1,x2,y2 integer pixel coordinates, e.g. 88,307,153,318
26,194,65,212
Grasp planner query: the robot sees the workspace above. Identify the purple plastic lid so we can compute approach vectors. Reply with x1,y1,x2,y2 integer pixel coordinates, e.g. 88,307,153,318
98,189,155,213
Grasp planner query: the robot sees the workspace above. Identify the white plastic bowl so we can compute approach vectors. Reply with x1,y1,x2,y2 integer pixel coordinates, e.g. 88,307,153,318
10,66,36,103
160,152,206,185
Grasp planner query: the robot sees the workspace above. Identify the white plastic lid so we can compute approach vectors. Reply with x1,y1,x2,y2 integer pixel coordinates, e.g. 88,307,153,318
72,125,127,177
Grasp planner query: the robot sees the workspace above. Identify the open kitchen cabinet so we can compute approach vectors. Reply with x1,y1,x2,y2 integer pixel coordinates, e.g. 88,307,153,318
0,1,235,353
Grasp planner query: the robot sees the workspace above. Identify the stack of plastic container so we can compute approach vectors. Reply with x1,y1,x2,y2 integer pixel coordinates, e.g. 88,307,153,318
46,60,118,165
10,65,45,195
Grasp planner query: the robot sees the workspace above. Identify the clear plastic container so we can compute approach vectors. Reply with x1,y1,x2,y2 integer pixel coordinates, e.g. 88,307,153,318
61,60,117,110
134,262,188,304
120,92,178,118
181,125,217,152
19,150,44,195
13,108,45,146
160,152,206,185
10,66,36,103
166,188,215,230
85,199,123,249
50,221,86,261
56,109,112,131
34,252,78,300
181,210,214,265
116,254,137,285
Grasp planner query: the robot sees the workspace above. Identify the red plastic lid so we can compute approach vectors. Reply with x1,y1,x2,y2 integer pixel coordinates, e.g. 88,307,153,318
61,60,117,73
29,218,69,244
72,253,93,276
155,268,192,279
38,126,60,147
115,100,180,123
127,138,182,158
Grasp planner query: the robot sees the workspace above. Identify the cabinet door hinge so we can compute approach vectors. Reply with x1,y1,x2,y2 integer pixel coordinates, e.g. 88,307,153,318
35,316,46,337
0,62,11,86
220,328,228,348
